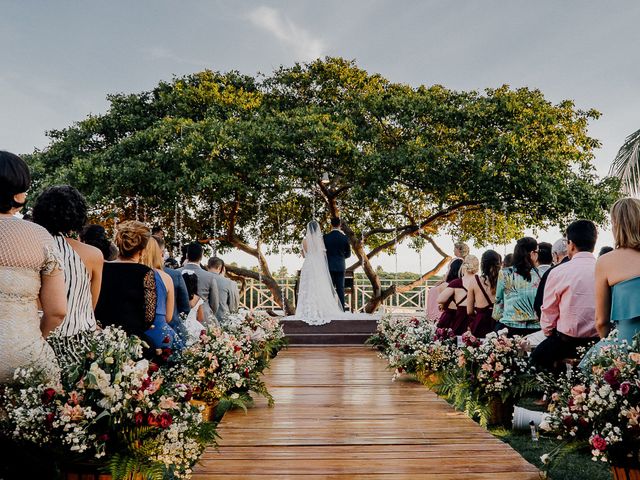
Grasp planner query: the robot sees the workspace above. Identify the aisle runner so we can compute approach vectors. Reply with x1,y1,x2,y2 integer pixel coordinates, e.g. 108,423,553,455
192,346,539,479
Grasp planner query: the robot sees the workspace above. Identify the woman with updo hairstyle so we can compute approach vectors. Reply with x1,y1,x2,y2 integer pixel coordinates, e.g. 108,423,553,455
493,237,542,336
32,186,103,346
595,198,640,342
95,221,159,355
467,250,502,337
438,255,478,335
0,151,66,383
436,258,463,331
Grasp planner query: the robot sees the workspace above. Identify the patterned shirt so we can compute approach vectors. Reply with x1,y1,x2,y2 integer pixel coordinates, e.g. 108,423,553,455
492,266,542,328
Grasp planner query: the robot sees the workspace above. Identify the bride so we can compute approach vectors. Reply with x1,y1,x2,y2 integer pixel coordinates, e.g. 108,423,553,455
293,220,344,325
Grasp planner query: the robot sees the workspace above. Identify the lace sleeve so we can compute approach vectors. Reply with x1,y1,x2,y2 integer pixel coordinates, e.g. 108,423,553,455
143,270,157,325
41,243,63,276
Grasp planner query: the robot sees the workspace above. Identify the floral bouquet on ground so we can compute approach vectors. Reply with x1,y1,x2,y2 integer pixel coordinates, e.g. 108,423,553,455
439,330,536,426
0,326,216,480
416,327,458,387
541,332,640,469
368,314,441,380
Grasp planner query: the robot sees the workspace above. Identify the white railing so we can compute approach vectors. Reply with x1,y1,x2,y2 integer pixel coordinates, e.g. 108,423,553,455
239,277,440,313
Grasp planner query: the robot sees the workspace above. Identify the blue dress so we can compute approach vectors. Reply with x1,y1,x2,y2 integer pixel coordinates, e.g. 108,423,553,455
610,276,640,344
144,271,179,351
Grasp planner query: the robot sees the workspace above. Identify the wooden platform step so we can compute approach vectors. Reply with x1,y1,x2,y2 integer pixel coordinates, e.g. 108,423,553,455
281,319,378,345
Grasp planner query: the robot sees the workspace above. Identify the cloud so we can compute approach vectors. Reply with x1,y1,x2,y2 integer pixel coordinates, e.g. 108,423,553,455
247,6,325,61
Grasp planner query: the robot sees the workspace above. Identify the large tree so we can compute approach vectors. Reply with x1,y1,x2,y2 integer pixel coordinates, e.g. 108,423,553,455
28,58,620,313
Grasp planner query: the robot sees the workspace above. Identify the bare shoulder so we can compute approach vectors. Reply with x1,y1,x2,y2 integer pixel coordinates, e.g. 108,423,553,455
67,238,103,264
157,269,174,287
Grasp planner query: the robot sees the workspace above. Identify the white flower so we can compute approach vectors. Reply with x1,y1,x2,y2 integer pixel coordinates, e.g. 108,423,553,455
540,453,550,465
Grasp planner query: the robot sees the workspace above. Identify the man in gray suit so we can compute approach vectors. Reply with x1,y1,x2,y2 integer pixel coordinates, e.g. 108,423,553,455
207,257,239,322
179,242,219,324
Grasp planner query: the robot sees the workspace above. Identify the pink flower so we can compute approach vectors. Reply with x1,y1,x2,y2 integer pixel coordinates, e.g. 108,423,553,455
570,385,586,397
591,435,607,452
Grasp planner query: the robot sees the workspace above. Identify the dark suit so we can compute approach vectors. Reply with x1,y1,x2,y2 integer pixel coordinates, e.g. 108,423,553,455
323,229,352,308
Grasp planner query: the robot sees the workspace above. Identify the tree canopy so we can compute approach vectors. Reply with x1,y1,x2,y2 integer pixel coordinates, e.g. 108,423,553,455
28,57,620,312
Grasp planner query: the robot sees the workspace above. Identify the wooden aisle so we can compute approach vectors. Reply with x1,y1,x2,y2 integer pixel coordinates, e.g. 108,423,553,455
192,346,539,479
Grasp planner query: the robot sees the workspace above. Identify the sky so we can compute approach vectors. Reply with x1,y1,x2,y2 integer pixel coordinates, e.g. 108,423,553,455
2,0,639,273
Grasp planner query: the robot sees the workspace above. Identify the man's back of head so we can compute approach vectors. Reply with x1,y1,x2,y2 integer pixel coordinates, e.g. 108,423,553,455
186,242,204,263
207,256,224,273
538,242,553,265
331,217,341,229
566,220,598,253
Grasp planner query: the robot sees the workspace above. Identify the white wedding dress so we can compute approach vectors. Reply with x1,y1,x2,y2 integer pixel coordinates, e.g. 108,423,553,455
293,221,344,325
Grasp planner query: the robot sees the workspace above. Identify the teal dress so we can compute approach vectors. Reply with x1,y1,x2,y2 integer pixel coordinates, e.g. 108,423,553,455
610,276,640,344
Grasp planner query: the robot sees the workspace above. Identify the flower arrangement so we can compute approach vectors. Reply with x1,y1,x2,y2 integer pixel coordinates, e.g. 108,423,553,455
0,326,216,480
542,333,640,468
439,330,535,426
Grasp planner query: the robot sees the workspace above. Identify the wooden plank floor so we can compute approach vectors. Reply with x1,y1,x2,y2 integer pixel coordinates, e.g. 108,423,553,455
192,346,539,479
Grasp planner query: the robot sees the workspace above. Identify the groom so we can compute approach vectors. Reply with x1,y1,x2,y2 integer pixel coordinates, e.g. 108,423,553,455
323,217,352,310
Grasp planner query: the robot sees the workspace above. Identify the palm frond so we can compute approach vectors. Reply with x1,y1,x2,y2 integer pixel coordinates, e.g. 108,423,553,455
610,128,640,197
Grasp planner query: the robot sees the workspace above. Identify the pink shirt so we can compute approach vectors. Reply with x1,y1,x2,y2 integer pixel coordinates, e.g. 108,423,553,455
540,252,598,338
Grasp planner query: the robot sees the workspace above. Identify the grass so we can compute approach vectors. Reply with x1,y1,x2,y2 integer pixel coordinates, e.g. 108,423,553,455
490,427,611,480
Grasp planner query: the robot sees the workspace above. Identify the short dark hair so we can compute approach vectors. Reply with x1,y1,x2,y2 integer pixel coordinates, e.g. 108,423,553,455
32,185,88,236
153,235,165,249
330,217,341,228
151,225,163,235
80,224,112,259
446,258,463,282
208,257,224,271
537,242,553,265
599,246,614,257
186,242,203,262
566,220,597,252
502,253,514,268
0,151,31,213
182,271,199,300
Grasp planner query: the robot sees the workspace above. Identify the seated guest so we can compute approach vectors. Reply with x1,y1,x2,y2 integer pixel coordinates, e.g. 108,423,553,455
537,242,553,275
534,238,569,319
0,151,65,383
595,198,640,343
598,246,614,257
179,242,219,324
80,224,117,261
436,258,463,330
141,235,180,351
531,220,599,372
502,253,514,268
493,237,542,336
95,221,157,353
207,257,239,321
32,186,103,361
467,250,501,337
438,256,474,335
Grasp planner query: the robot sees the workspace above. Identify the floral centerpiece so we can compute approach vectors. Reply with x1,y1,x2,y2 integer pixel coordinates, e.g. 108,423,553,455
439,330,535,426
0,326,216,480
541,333,640,475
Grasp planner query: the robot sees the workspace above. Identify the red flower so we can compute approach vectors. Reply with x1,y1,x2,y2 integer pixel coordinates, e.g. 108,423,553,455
162,336,171,344
161,348,172,360
183,388,193,402
147,413,159,427
244,368,250,378
148,363,160,374
45,412,55,426
98,434,109,442
158,412,173,429
200,329,207,337
591,435,607,451
141,377,152,390
562,416,574,427
207,381,216,390
604,368,621,388
134,412,145,425
410,318,419,326
620,381,632,395
233,345,242,353
41,388,57,405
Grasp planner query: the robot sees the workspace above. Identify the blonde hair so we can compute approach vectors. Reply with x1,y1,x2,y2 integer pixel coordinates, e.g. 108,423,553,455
611,198,640,251
141,235,164,269
454,242,469,257
115,220,151,259
460,254,479,275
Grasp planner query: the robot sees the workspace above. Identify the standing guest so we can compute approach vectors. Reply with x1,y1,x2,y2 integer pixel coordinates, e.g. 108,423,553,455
448,254,479,335
222,265,240,313
151,225,164,238
493,237,542,336
502,253,514,268
179,242,219,324
467,250,502,337
531,220,599,371
95,221,157,354
436,258,465,332
32,186,103,360
207,257,238,321
181,271,206,345
595,198,640,342
537,242,553,276
141,236,180,351
80,224,117,261
154,236,190,320
0,151,65,382
534,238,569,319
454,242,470,259
598,246,614,257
